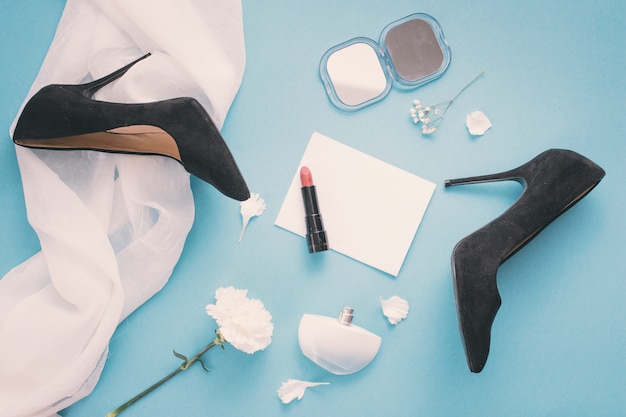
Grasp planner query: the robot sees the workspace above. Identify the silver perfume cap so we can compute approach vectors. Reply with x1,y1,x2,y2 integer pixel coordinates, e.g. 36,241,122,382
338,306,354,325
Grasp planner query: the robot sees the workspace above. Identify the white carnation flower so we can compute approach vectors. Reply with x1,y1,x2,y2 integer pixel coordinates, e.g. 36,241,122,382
107,286,274,417
206,286,274,354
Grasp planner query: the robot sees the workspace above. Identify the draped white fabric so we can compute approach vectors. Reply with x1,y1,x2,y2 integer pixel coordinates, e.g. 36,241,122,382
0,1,246,416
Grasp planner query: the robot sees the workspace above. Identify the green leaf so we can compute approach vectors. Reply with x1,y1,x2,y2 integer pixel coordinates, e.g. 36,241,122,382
173,349,188,366
197,359,211,373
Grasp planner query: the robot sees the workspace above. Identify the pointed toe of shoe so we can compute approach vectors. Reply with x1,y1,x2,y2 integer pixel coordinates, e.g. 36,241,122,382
452,242,502,373
456,291,500,373
461,322,492,373
222,179,250,202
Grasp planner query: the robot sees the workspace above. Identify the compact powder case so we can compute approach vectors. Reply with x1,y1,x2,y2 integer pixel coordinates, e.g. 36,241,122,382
320,13,451,111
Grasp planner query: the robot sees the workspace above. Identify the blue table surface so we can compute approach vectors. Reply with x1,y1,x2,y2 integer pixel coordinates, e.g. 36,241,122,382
1,1,625,416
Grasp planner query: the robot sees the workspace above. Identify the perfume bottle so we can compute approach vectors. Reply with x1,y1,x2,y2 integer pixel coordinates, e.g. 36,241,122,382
298,307,382,375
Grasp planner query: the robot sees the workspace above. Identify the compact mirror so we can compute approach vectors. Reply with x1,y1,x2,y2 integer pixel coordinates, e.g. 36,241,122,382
320,13,451,111
323,39,390,108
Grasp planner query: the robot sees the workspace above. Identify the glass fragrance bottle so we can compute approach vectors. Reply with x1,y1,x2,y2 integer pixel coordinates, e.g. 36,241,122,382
298,307,381,375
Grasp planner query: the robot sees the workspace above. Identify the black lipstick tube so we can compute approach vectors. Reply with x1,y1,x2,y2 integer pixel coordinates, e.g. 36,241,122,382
301,185,329,253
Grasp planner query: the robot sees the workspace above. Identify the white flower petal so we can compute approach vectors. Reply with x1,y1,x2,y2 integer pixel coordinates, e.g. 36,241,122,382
465,110,492,136
239,192,266,242
380,295,410,325
277,379,329,404
206,286,274,353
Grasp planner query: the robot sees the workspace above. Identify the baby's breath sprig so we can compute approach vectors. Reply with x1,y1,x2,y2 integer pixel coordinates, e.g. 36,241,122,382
410,71,485,135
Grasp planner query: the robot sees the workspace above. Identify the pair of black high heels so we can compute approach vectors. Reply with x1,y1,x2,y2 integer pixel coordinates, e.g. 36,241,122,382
13,55,606,374
446,149,605,372
13,53,250,201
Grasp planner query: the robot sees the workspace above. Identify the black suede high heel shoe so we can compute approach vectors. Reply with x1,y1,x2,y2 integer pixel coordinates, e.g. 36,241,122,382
445,149,605,373
13,53,250,201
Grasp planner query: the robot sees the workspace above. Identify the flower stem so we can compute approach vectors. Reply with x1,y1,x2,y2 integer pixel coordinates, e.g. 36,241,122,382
105,332,225,417
451,71,485,103
438,71,485,122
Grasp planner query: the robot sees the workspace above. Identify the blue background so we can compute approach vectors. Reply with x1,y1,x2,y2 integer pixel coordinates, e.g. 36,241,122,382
1,0,625,416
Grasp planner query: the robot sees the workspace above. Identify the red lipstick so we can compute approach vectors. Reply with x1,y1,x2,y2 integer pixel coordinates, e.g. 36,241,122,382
300,166,328,253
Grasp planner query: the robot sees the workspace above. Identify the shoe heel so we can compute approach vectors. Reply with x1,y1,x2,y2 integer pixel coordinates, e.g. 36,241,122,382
444,168,522,187
79,53,151,97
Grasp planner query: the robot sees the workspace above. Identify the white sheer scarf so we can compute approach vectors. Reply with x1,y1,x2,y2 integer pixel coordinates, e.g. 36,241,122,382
0,1,246,416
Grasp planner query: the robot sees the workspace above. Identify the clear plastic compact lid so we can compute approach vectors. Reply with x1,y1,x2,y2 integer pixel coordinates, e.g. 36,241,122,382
320,13,451,111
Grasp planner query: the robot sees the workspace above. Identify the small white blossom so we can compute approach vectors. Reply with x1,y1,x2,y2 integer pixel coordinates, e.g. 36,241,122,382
465,110,492,136
206,286,273,354
380,295,410,325
277,379,329,404
239,192,266,242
